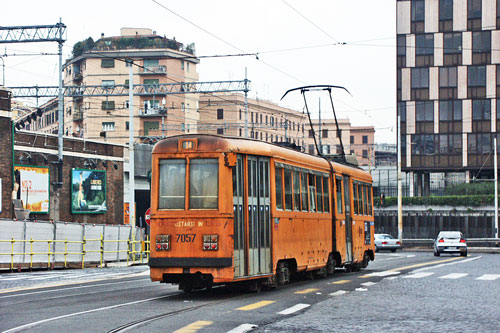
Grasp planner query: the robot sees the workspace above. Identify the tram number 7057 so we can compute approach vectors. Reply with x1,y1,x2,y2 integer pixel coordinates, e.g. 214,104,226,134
176,234,196,243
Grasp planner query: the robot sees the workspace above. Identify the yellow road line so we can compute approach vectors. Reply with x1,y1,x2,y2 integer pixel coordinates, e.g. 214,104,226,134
174,320,213,333
236,300,275,311
387,257,463,271
331,279,350,284
295,288,319,294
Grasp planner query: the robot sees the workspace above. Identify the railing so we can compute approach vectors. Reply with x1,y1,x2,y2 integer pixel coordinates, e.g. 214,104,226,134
0,234,150,271
140,66,166,74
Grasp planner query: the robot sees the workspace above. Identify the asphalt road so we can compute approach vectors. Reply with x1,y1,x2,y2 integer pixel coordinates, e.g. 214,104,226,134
1,252,499,332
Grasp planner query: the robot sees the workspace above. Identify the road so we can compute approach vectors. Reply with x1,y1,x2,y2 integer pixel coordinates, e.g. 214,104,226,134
1,252,499,332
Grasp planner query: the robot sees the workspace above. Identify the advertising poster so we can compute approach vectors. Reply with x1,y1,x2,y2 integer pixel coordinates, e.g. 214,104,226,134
71,169,107,214
14,165,50,213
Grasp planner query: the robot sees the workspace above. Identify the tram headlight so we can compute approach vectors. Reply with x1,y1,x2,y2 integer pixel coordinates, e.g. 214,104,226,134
155,234,170,251
203,234,219,251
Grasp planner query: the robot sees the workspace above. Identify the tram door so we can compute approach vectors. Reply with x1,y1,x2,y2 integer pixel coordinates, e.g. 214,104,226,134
247,156,272,275
343,175,353,262
233,155,246,277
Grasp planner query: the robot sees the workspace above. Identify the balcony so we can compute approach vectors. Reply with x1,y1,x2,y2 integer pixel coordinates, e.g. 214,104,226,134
140,65,166,75
73,111,83,121
73,71,83,81
139,107,166,117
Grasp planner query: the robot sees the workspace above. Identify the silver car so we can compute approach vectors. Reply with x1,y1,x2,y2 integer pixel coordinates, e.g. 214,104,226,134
374,234,401,252
433,231,467,257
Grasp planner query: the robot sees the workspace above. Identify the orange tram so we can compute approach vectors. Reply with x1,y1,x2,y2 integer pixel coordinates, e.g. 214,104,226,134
148,134,375,292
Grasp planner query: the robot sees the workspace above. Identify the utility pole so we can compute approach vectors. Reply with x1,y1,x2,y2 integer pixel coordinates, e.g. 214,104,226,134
57,19,64,187
318,97,322,154
397,115,403,244
127,59,135,229
495,137,498,239
244,67,249,138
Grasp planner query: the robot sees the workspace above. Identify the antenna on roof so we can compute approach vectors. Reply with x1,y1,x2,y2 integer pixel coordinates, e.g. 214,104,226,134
281,85,350,162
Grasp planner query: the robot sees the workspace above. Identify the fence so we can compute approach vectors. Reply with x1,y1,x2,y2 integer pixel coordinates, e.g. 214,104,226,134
375,210,498,240
0,219,150,271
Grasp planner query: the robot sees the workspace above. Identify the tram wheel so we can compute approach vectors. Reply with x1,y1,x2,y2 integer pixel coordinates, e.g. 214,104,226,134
361,253,370,269
326,255,336,275
248,279,263,292
277,262,290,285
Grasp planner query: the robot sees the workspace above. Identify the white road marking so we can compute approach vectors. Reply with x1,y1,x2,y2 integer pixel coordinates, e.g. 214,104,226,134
277,303,310,315
384,276,399,280
360,282,376,287
329,290,347,296
3,294,175,333
403,272,435,279
355,287,368,292
406,255,416,258
226,324,258,333
439,273,469,279
476,274,500,281
414,256,481,273
364,270,401,277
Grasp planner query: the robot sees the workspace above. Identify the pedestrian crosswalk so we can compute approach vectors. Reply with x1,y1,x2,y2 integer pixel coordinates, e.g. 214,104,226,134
0,269,148,284
397,272,499,281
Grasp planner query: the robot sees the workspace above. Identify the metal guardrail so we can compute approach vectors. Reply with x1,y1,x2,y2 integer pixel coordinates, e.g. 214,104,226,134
0,235,150,271
401,238,500,247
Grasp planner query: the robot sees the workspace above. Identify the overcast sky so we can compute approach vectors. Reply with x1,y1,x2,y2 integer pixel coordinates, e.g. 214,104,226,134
2,0,396,143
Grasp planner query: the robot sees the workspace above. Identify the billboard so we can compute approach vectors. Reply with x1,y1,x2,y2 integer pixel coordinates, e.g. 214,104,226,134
71,169,107,214
14,165,50,214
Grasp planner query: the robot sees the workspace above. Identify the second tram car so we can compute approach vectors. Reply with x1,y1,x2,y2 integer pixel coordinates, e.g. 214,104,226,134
149,134,375,291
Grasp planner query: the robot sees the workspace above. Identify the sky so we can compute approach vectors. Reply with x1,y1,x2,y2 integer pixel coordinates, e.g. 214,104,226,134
1,0,396,143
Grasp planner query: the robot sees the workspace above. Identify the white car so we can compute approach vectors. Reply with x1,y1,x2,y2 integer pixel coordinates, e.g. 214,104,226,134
374,234,401,252
433,231,467,257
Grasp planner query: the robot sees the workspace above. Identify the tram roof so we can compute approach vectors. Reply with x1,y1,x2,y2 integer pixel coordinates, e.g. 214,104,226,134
153,134,372,182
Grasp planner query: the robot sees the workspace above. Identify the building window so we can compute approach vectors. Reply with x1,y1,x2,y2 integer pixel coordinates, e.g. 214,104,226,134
411,0,425,33
362,135,368,144
397,35,406,68
439,134,462,154
181,60,184,70
468,66,486,98
101,101,115,110
439,67,458,99
443,32,462,66
322,129,328,138
415,34,434,66
217,108,223,119
398,102,407,122
439,0,453,31
468,133,491,154
144,78,159,85
217,128,224,135
472,99,491,120
126,121,129,130
468,0,482,30
412,134,436,155
439,101,462,121
181,102,185,112
411,68,429,88
362,150,368,159
102,122,115,131
416,101,434,122
350,135,354,144
309,129,314,138
144,59,159,69
239,109,242,120
101,58,115,68
239,128,242,137
101,80,115,88
472,31,491,64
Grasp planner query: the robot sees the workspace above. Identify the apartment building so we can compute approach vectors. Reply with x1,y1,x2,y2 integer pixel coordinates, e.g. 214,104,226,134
62,28,199,144
198,94,308,147
397,0,500,195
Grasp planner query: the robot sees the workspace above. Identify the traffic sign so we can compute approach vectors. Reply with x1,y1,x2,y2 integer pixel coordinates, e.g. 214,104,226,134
145,208,151,226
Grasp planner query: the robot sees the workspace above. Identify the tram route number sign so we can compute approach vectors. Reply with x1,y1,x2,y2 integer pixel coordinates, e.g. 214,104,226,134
145,208,151,226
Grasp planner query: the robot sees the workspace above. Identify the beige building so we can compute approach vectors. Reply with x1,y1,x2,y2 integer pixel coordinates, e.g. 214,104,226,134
63,28,199,144
349,126,375,166
198,93,307,147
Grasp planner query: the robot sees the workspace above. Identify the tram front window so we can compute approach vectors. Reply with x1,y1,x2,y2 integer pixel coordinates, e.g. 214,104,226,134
189,159,219,209
159,159,186,209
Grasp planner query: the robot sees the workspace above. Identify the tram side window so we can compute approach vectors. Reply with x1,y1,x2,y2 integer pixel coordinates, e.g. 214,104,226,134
159,159,186,209
359,183,364,215
336,177,343,214
189,159,218,209
363,185,370,215
368,186,373,216
316,175,323,212
309,174,316,212
353,183,359,215
323,176,330,213
275,167,284,210
293,171,300,211
284,169,292,210
301,172,309,211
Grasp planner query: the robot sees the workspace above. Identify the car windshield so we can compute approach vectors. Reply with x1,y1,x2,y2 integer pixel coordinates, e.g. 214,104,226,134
439,232,461,239
375,234,394,239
